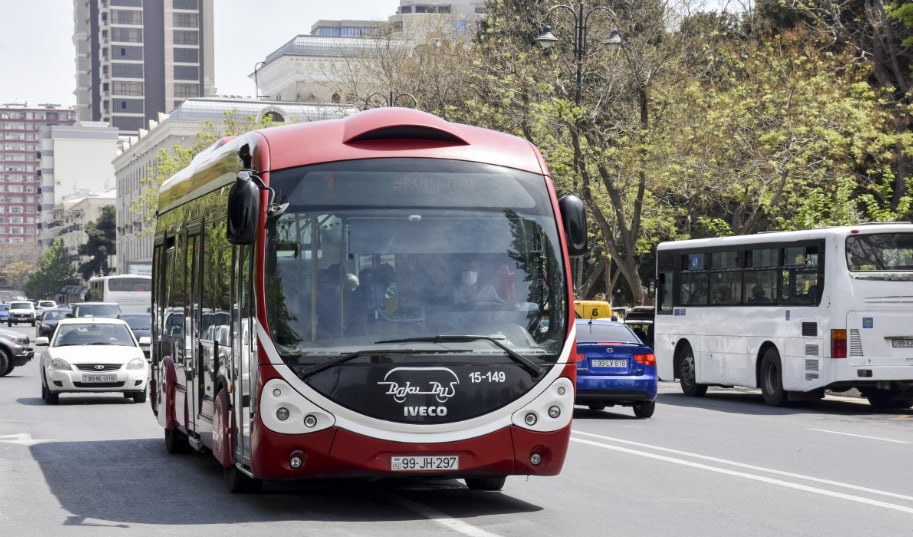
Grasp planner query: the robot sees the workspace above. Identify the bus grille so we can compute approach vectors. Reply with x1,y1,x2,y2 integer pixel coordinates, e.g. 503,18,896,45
805,344,819,356
805,359,819,371
802,322,817,337
848,329,864,357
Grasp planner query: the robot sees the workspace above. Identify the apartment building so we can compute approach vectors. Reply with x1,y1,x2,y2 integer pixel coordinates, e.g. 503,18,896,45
74,0,215,135
0,104,77,246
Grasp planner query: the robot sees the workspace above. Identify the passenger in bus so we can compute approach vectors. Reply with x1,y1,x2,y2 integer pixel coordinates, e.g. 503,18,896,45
493,264,517,304
749,285,769,304
453,260,503,305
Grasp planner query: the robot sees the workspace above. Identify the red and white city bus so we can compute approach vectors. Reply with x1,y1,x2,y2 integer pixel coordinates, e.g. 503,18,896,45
149,107,587,492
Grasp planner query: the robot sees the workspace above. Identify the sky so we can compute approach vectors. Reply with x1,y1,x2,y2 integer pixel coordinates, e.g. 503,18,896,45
0,0,401,107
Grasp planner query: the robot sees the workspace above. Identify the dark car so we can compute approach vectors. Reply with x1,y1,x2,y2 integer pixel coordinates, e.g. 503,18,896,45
0,325,34,377
622,306,655,348
37,308,73,339
120,312,151,359
574,318,658,418
69,302,122,318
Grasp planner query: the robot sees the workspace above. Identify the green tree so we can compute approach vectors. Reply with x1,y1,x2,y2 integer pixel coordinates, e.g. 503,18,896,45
655,27,912,239
1,261,35,293
24,239,75,300
78,205,117,280
131,111,275,230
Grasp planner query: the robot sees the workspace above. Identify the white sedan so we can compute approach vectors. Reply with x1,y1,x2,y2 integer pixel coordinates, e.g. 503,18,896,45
38,317,149,404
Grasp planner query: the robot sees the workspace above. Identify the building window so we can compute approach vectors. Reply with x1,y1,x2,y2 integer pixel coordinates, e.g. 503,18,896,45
174,30,198,45
173,12,198,28
174,83,199,98
113,81,144,96
112,9,143,25
173,48,199,63
174,66,199,81
111,28,143,42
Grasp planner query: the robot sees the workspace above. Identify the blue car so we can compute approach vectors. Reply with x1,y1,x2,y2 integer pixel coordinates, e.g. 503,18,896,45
574,318,658,418
0,303,8,323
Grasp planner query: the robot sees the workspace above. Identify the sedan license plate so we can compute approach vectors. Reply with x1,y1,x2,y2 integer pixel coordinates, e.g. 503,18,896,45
391,455,459,472
591,359,627,368
893,338,913,348
82,374,117,383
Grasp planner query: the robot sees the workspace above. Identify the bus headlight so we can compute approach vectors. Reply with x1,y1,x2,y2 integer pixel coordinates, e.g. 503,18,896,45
524,412,538,426
276,407,290,421
547,405,561,419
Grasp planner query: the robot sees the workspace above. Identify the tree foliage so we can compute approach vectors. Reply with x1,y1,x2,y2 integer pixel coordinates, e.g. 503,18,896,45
131,111,276,231
77,205,117,280
25,239,75,300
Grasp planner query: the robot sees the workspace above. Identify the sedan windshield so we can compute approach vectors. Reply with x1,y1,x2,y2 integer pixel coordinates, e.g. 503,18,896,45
55,323,135,347
264,158,569,366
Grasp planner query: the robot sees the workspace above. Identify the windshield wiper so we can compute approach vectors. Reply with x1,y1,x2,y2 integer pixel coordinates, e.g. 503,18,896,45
297,347,464,380
375,335,545,379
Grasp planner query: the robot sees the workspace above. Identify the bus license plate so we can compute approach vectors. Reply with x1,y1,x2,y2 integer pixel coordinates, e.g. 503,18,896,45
82,374,117,383
391,455,459,471
592,359,627,368
893,339,913,348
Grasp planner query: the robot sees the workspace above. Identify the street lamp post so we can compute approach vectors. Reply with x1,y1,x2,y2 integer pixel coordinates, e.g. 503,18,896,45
253,61,266,99
536,1,621,295
535,2,621,107
359,91,419,110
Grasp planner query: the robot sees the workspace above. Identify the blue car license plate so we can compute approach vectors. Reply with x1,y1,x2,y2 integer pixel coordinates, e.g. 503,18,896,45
591,359,626,368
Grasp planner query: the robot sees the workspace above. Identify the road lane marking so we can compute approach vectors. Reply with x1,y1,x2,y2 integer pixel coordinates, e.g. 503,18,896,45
0,433,44,446
386,494,504,537
809,428,909,444
572,431,913,513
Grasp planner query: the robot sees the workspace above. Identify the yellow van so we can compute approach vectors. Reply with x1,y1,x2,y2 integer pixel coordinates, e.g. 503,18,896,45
574,300,613,320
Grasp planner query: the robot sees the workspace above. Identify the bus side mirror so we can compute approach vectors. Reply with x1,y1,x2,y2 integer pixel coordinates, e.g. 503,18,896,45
559,194,587,255
227,171,261,245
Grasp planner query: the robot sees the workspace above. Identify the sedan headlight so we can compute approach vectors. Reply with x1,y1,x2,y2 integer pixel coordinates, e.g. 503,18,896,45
49,358,72,371
126,357,146,370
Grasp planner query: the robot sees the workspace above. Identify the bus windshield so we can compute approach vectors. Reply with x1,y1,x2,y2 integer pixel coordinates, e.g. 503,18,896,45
846,232,913,279
264,158,568,365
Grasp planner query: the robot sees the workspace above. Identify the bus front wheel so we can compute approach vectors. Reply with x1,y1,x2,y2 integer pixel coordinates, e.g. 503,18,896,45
465,476,506,491
759,348,787,406
225,464,262,494
678,344,707,397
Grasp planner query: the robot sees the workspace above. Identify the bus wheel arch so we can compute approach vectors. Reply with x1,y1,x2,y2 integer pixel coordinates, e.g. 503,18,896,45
213,385,233,467
758,345,787,406
675,340,707,397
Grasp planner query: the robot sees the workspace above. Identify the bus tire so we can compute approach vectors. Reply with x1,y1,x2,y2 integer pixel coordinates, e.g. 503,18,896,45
225,464,262,494
865,390,913,410
465,476,506,491
164,427,190,454
678,344,707,397
759,348,787,406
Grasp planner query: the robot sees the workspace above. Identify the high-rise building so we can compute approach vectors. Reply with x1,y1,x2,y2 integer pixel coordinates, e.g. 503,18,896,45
0,104,76,246
74,0,215,135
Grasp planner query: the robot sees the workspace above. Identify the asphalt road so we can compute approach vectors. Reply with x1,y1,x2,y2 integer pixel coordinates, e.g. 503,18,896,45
2,324,913,536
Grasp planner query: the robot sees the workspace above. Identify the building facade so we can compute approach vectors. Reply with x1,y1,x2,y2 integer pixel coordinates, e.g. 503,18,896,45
0,105,77,247
255,0,485,105
38,122,120,253
113,97,355,273
74,0,216,135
